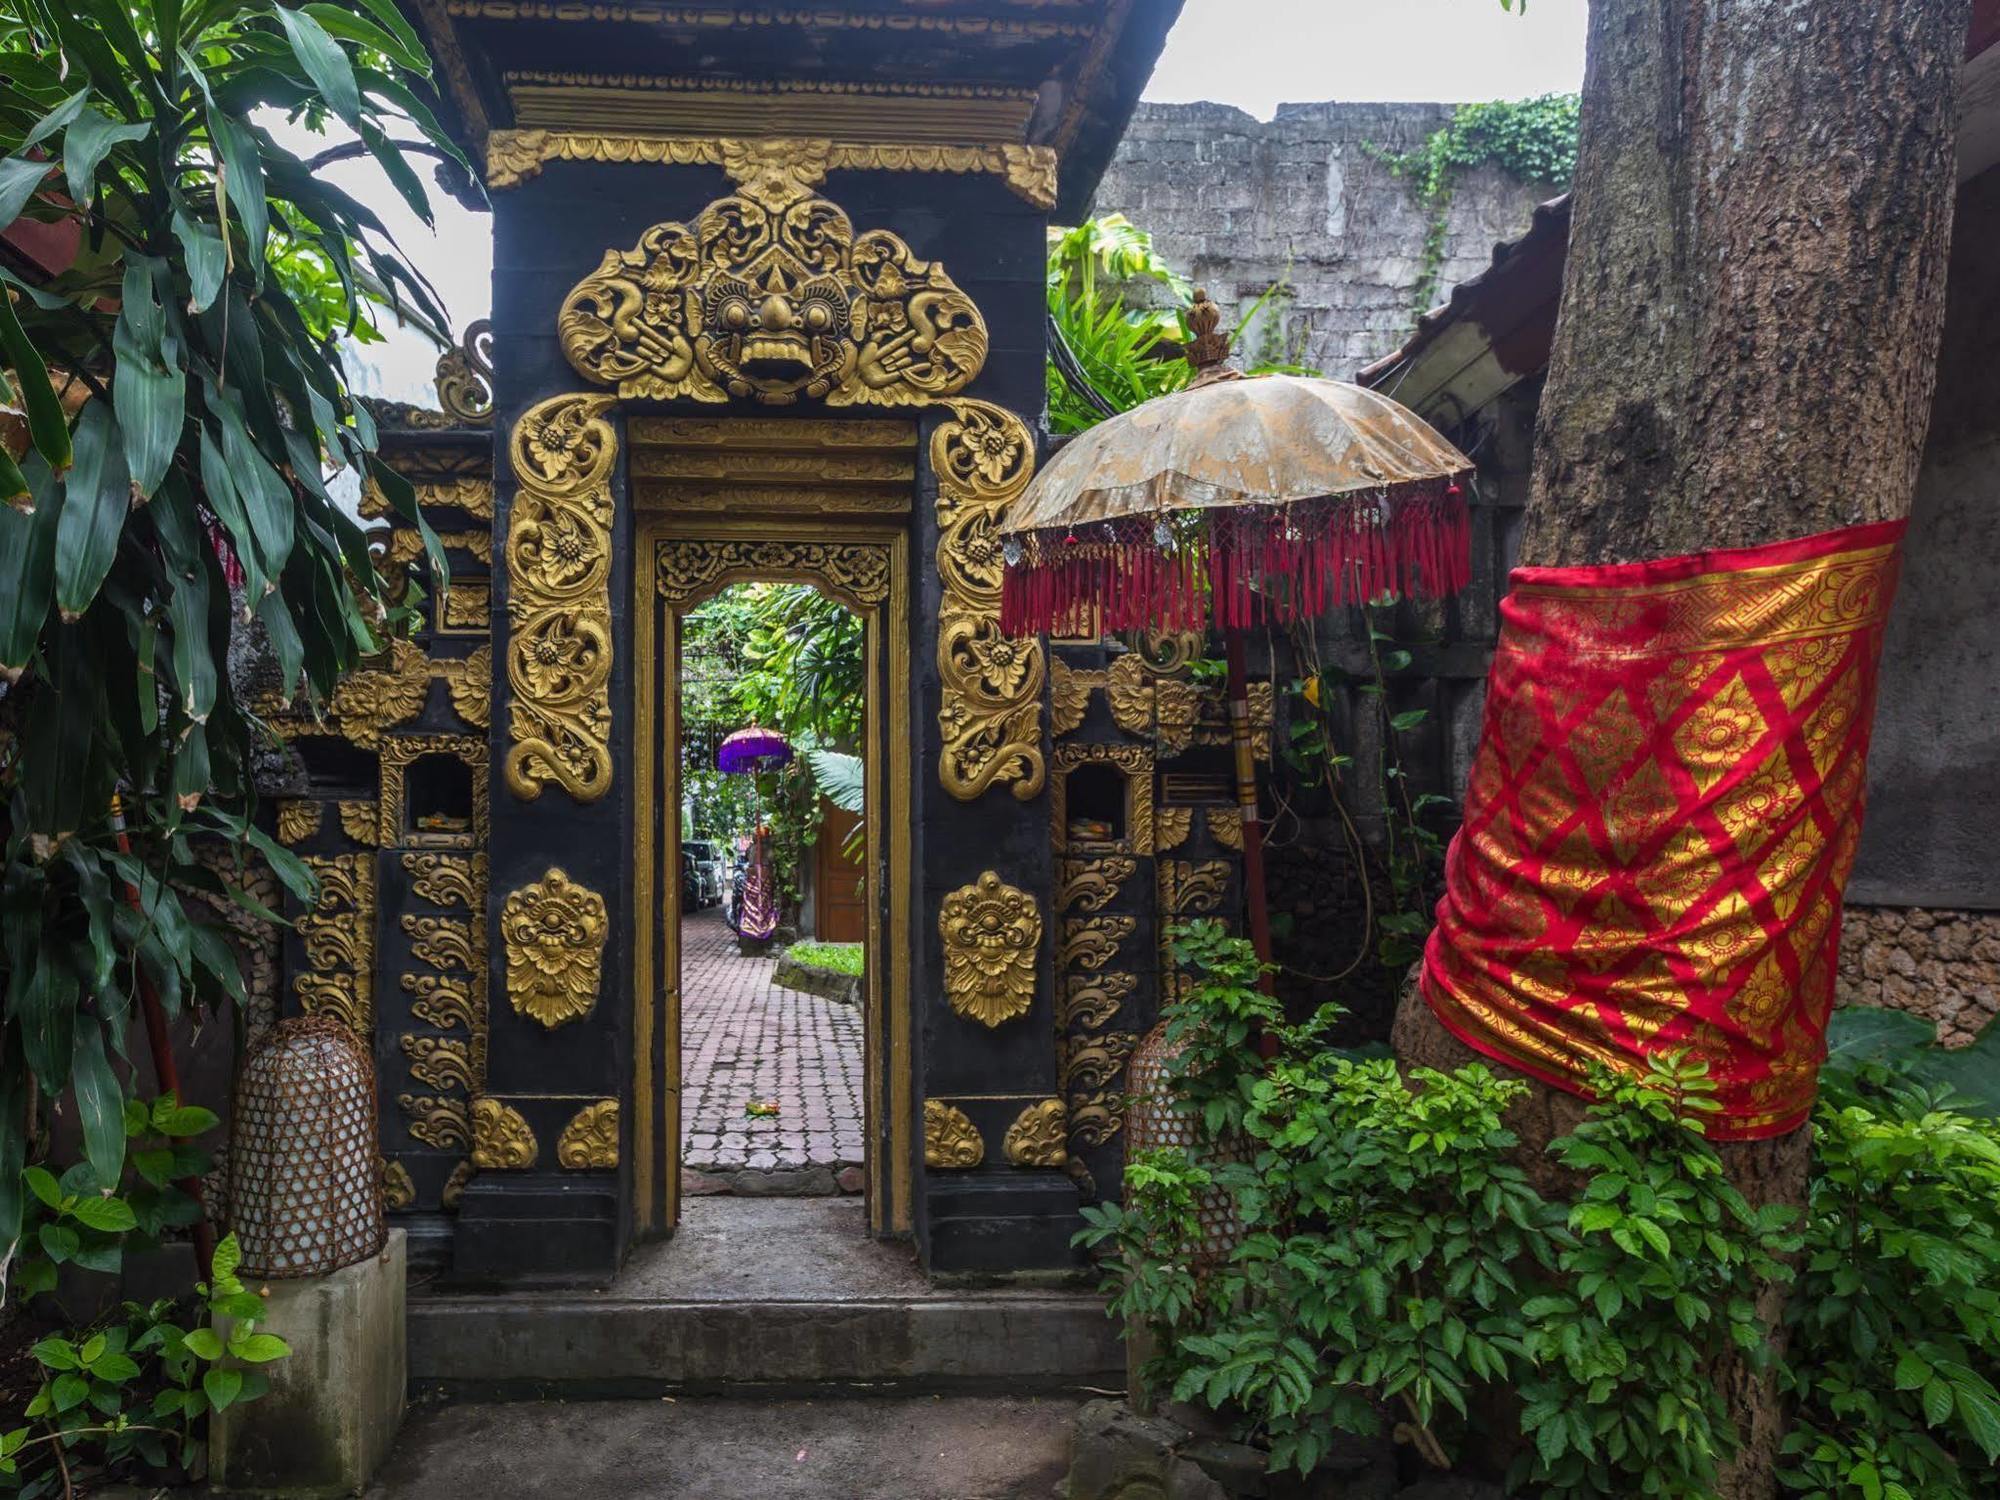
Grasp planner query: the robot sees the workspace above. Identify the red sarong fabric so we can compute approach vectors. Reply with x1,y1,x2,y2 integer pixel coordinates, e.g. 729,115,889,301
1421,521,1906,1139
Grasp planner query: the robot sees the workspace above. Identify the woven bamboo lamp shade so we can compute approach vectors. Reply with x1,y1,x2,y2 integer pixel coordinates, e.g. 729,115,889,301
228,1015,386,1278
1125,1021,1243,1267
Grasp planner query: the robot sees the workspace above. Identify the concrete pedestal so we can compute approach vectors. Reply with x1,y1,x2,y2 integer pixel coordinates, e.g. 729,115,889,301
212,1230,406,1498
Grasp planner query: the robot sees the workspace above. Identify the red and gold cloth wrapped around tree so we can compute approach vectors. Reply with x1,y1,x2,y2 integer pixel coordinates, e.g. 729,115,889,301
1421,521,1906,1139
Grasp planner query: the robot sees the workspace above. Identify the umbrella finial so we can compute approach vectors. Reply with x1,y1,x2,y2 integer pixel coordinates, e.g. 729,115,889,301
1185,288,1236,386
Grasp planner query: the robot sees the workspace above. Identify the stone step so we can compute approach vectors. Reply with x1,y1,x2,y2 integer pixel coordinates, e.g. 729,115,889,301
408,1197,1123,1397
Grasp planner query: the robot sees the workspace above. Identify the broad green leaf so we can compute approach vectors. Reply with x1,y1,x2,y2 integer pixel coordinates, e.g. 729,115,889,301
181,1326,224,1361
0,286,72,471
0,157,53,232
207,110,268,283
163,538,216,722
71,1014,127,1191
211,1231,242,1281
272,5,362,126
62,108,150,208
232,1332,290,1363
18,951,78,1094
68,1194,137,1233
0,1066,27,1253
112,257,184,499
22,89,89,151
203,1365,243,1411
54,399,131,617
0,455,60,667
171,209,227,313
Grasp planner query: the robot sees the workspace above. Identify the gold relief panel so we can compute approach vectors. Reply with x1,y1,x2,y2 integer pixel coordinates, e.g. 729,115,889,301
557,1100,620,1170
404,915,481,975
337,801,381,846
382,527,493,568
404,973,478,1034
506,394,617,804
402,853,485,910
401,1034,476,1092
492,128,1056,210
276,800,322,845
381,1159,416,1211
294,971,370,1035
1153,807,1193,853
934,402,1044,802
501,869,609,1029
400,1093,471,1150
1003,1099,1067,1168
441,1160,474,1209
471,1097,540,1170
1055,857,1136,916
437,579,491,636
1206,807,1244,852
294,854,375,1034
444,645,492,730
1160,860,1233,921
938,872,1042,1029
1058,972,1134,1033
1050,658,1093,737
1061,1031,1137,1096
1059,915,1136,974
657,539,891,610
922,1100,983,1169
557,140,986,408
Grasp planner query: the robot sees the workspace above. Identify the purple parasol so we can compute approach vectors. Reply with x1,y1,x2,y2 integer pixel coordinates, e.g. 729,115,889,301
717,726,792,775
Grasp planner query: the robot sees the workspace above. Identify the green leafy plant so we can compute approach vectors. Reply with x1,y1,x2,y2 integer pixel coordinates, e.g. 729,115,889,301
1777,1063,2000,1499
1373,93,1580,319
1045,214,1191,434
782,940,862,977
4,1231,288,1495
1084,924,1805,1494
0,0,462,1271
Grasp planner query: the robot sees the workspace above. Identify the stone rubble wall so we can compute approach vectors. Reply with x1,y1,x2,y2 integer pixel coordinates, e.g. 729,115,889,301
1089,100,1552,374
1838,906,2000,1046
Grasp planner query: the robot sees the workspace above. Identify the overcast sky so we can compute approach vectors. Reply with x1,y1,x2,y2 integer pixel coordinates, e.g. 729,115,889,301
342,0,1588,404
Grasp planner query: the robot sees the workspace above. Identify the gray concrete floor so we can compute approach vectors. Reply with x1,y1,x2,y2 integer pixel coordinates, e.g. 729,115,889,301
610,1196,930,1302
367,1394,1080,1499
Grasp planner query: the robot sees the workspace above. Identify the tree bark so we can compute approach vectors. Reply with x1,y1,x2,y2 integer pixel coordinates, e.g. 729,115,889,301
1392,3,1971,1495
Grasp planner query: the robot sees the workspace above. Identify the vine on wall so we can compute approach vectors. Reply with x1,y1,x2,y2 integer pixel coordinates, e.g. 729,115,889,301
1373,93,1580,322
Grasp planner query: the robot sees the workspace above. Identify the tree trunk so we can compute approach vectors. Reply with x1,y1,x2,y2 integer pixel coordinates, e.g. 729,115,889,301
1392,3,1971,1495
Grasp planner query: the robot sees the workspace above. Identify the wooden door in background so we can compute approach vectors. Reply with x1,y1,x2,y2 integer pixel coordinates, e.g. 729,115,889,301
814,796,867,944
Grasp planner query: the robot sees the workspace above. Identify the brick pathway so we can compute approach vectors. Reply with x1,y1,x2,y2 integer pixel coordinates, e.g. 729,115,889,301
679,908,865,1175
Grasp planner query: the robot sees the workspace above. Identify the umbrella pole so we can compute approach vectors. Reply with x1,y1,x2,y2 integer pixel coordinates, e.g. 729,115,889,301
1224,632,1279,1019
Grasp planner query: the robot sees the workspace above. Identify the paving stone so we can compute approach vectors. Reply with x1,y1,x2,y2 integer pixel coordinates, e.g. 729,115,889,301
680,909,864,1176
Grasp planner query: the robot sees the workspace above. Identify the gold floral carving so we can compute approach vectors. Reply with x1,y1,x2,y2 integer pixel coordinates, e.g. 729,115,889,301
276,800,322,845
506,394,617,803
402,853,485,910
404,973,478,1034
557,140,987,407
383,527,493,567
435,319,494,427
1154,807,1193,853
1050,658,1093,737
490,128,1056,209
1059,972,1134,1032
382,1160,416,1211
938,872,1042,1029
470,1096,539,1169
400,1093,471,1150
401,1034,475,1092
444,645,491,729
1003,1099,1067,1168
1206,807,1244,852
441,1160,474,1209
1060,915,1136,973
557,1100,620,1169
1062,1031,1137,1096
1056,857,1136,915
934,402,1044,800
922,1099,983,1168
337,801,381,846
501,869,609,1029
439,580,490,634
318,639,432,749
657,540,890,608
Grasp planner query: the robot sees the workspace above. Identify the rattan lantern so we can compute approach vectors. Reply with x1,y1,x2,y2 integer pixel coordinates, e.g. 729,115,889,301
229,1015,385,1279
1126,1021,1243,1267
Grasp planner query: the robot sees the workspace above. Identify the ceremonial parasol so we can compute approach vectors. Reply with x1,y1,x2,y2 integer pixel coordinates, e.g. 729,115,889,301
1000,291,1476,993
717,727,792,943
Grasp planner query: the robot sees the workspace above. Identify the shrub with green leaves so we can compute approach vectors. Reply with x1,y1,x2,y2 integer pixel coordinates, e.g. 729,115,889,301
4,1232,288,1494
1777,1065,2000,1499
0,0,459,1265
1082,922,1802,1495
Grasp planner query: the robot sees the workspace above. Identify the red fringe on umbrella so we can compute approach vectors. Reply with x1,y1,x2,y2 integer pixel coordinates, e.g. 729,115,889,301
999,482,1471,639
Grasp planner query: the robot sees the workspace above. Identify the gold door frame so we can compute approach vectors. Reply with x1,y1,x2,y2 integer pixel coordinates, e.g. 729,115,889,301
633,518,912,1238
